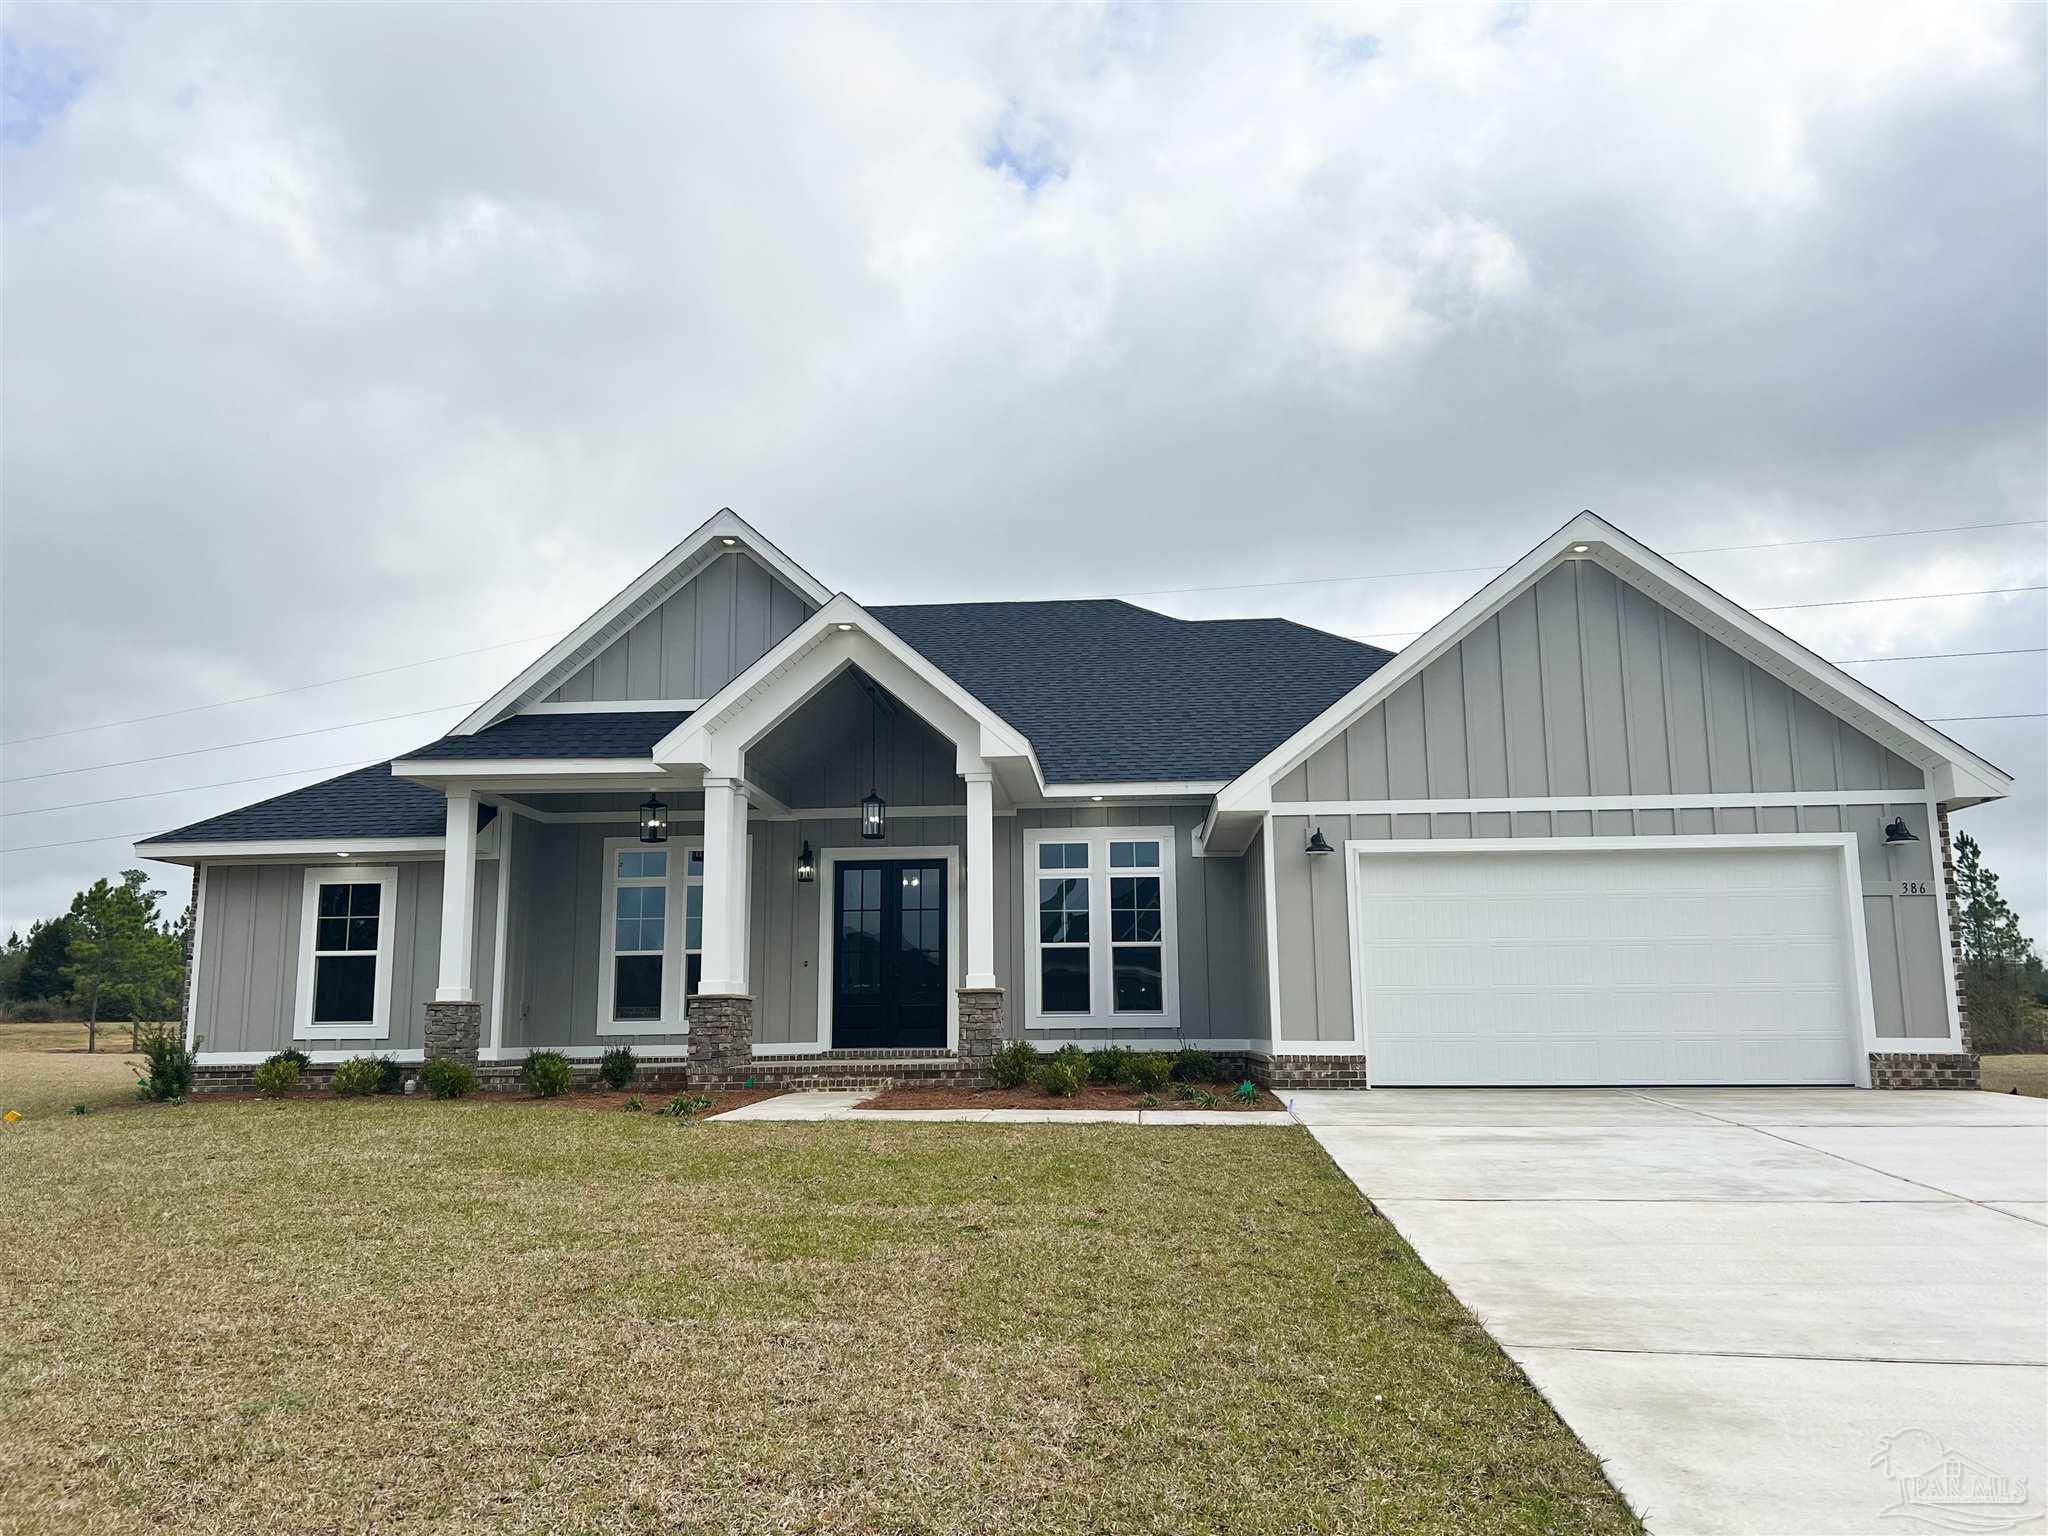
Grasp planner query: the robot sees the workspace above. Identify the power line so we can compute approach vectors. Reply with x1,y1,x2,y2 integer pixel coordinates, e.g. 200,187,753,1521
0,758,380,819
0,631,564,748
1838,647,2047,664
1924,713,2046,723
0,702,477,786
4,830,169,856
1081,518,2048,602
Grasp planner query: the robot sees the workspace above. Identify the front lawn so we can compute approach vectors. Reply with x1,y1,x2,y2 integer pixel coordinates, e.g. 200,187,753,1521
0,1020,151,1118
1981,1053,2048,1098
1,1089,1638,1534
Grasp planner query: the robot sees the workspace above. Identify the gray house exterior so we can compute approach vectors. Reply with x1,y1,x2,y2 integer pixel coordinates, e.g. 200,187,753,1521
138,509,2008,1091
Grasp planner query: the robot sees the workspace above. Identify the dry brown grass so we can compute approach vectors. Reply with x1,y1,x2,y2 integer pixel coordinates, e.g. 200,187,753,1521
1,1081,1639,1535
0,1021,151,1118
1980,1053,2048,1098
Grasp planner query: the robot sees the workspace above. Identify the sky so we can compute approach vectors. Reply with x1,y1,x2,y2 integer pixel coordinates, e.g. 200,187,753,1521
2,3,2044,945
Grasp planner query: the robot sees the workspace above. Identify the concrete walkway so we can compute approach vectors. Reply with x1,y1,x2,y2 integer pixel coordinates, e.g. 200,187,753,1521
1293,1086,2048,1536
707,1090,1293,1125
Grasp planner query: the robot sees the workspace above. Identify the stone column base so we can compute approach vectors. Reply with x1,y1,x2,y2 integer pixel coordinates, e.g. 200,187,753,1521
687,993,755,1087
956,988,1004,1076
1869,1051,1980,1090
1249,1052,1369,1089
423,1000,481,1065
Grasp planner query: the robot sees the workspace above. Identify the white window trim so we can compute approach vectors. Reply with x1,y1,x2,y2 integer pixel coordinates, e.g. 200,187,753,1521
1022,826,1180,1031
809,844,960,1054
596,835,694,1036
293,864,400,1041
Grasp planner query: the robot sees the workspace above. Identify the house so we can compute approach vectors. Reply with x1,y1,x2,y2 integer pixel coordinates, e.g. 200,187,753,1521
136,509,2008,1091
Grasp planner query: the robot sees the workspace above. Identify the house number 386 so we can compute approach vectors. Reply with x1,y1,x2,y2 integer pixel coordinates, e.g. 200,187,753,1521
1899,880,1931,895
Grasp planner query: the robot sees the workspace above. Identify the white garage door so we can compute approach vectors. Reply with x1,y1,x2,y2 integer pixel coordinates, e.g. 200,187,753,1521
1355,841,1862,1086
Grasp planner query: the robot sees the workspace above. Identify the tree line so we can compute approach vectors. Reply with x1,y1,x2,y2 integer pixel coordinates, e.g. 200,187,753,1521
1953,833,2046,1053
0,871,190,1052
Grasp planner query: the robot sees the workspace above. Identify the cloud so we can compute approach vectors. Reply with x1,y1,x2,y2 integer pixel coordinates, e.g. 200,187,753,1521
1,2,2042,939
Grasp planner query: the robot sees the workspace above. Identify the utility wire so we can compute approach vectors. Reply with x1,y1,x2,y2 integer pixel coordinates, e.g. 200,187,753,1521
0,758,381,818
1838,647,2046,664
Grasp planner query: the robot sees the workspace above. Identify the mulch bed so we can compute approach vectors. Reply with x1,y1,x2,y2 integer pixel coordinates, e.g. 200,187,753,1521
858,1082,1285,1112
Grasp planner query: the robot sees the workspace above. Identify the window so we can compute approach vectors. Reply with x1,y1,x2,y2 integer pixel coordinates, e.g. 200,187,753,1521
599,838,707,1033
1025,828,1177,1027
294,866,398,1039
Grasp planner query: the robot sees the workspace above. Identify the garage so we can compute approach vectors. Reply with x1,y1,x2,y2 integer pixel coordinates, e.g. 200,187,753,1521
1351,837,1869,1087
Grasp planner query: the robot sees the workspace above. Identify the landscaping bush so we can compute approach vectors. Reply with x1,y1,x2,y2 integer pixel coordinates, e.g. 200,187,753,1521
420,1059,477,1100
1049,1043,1088,1081
330,1056,382,1097
1037,1057,1083,1097
1121,1052,1171,1093
988,1038,1038,1089
598,1044,637,1089
3,1000,61,1024
1087,1045,1131,1084
264,1048,313,1076
134,1023,196,1102
1170,1047,1221,1084
521,1050,575,1098
376,1056,406,1094
251,1058,301,1097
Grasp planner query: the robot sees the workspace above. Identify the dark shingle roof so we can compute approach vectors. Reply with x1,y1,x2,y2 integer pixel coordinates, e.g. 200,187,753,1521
142,763,447,844
870,601,1393,783
399,710,689,759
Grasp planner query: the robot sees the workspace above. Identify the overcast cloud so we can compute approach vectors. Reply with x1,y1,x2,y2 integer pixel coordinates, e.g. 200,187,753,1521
3,3,2043,941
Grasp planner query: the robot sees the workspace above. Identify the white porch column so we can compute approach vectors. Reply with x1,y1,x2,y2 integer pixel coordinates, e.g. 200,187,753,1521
436,788,477,1002
963,771,996,990
699,776,748,995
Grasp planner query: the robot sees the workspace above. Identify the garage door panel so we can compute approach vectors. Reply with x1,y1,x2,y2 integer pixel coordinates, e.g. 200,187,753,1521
1358,844,1860,1086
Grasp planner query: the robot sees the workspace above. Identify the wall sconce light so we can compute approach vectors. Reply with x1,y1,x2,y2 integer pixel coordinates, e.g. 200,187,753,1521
1884,817,1919,845
795,841,817,883
1305,827,1334,855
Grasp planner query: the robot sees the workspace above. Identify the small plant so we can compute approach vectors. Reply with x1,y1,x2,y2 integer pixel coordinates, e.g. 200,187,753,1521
1138,1093,1160,1109
657,1092,714,1118
376,1055,406,1094
622,1095,644,1112
522,1050,575,1099
1121,1052,1171,1094
330,1056,383,1097
1170,1047,1220,1084
988,1038,1038,1090
1038,1057,1083,1098
70,1102,92,1116
1087,1045,1131,1085
264,1048,313,1076
134,1023,197,1102
1175,1085,1219,1109
420,1058,477,1100
1049,1043,1088,1080
598,1044,637,1090
1234,1080,1259,1105
251,1058,301,1097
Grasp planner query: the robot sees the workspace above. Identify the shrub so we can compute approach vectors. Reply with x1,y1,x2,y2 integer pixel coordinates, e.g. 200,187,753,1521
251,1058,301,1097
135,1023,196,1102
4,1000,60,1024
1234,1080,1259,1105
521,1050,575,1098
420,1058,477,1100
598,1045,637,1090
658,1092,713,1118
1170,1047,1221,1084
330,1056,382,1097
988,1038,1038,1089
376,1056,406,1094
1049,1043,1088,1080
622,1095,644,1112
1038,1057,1083,1098
1087,1045,1131,1085
264,1048,313,1076
1121,1052,1171,1093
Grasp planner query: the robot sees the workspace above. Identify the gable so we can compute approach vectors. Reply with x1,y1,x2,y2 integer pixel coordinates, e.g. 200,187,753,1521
1273,559,1924,803
543,553,814,704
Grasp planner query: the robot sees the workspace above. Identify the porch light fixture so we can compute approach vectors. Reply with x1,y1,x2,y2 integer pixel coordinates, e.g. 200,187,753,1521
1884,817,1919,845
720,536,739,546
795,841,817,883
837,622,855,632
1571,543,1591,554
1305,827,1335,855
861,690,887,840
639,793,671,845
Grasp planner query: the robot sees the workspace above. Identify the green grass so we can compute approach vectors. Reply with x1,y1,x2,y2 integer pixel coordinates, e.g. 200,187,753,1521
0,1080,1638,1534
1981,1053,2048,1098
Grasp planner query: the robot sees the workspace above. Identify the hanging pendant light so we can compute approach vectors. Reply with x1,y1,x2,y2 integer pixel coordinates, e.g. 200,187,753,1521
795,840,817,883
638,793,670,845
861,687,887,840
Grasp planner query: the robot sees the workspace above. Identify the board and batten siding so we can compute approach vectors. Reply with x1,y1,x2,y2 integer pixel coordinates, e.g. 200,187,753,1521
1264,562,1950,1050
543,552,813,704
191,859,498,1055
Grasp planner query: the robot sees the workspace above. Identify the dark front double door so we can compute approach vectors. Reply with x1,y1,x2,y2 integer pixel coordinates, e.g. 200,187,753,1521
833,859,947,1050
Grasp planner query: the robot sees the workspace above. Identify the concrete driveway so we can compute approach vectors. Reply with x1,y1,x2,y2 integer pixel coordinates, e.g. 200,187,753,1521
1292,1087,2048,1536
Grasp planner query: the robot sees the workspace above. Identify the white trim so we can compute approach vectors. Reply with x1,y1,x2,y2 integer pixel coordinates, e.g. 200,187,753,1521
455,509,833,735
436,789,477,1003
392,758,667,780
1277,789,1936,817
198,1049,425,1067
1020,825,1180,1032
1924,798,1967,1051
1260,817,1283,1045
292,864,400,1041
136,836,444,864
1031,781,1224,801
1341,834,1881,1088
489,815,512,1055
183,864,208,1051
478,1045,691,1063
813,844,961,1054
595,835,696,1036
1019,1036,1259,1053
1208,511,2012,841
520,699,706,715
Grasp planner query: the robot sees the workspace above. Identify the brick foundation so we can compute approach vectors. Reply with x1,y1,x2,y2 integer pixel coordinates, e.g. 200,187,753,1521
1249,1052,1369,1089
423,1000,481,1066
685,993,755,1087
